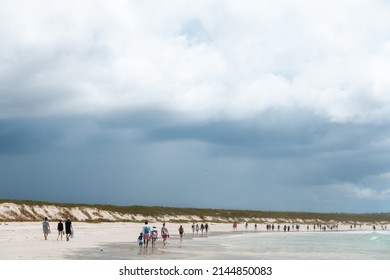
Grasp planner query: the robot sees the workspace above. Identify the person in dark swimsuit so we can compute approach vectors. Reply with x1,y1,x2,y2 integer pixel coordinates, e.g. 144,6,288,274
65,218,73,241
57,220,64,241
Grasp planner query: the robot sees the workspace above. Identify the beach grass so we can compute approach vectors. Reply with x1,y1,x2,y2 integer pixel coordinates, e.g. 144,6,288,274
1,198,390,224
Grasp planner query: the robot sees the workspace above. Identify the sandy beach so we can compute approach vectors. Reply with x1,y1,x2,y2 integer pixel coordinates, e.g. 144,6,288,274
0,221,227,259
0,221,384,260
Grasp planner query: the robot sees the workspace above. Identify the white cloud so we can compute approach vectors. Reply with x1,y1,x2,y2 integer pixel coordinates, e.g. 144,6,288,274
1,0,390,123
322,178,390,201
362,172,390,185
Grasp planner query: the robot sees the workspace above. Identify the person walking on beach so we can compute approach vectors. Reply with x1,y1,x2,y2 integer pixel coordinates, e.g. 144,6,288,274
195,223,199,234
151,226,158,248
205,223,209,234
42,217,50,240
65,218,73,241
161,223,169,246
178,225,184,241
142,221,151,247
57,220,64,241
192,223,195,234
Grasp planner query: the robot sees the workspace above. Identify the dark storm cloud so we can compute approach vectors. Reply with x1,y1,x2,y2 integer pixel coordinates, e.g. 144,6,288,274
0,118,63,155
136,110,390,190
145,109,389,159
96,109,181,131
95,109,390,189
2,109,390,212
3,109,390,177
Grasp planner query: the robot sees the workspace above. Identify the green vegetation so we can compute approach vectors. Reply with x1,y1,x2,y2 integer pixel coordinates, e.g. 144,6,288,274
1,199,390,223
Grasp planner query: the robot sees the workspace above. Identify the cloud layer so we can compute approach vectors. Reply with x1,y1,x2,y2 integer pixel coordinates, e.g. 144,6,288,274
1,0,390,122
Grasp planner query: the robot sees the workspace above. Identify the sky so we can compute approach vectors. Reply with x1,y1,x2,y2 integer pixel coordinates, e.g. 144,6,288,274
1,0,390,213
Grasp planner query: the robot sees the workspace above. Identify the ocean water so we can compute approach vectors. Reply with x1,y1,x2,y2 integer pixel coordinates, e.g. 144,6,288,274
68,230,390,260
186,231,390,260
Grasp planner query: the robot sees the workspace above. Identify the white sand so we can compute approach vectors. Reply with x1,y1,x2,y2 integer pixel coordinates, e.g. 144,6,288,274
0,221,238,259
0,221,382,260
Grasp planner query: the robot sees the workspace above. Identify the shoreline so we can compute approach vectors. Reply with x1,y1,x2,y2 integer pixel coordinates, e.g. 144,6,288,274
67,229,390,260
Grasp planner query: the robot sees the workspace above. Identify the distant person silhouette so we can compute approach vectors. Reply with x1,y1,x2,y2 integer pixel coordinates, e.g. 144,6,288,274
57,220,64,241
65,218,73,241
42,217,50,240
178,225,185,241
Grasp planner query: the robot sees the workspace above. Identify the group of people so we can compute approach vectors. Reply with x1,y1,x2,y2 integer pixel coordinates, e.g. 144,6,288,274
234,222,320,232
191,223,209,234
138,222,188,248
42,217,73,241
233,222,389,232
138,221,170,248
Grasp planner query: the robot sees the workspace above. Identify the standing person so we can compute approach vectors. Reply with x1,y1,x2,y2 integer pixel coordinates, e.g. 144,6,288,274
42,217,50,240
142,221,151,247
161,223,169,246
137,233,143,247
191,223,195,234
151,226,158,248
57,220,64,241
178,225,184,241
195,224,199,234
200,223,205,234
65,218,73,241
205,223,209,234
245,222,248,230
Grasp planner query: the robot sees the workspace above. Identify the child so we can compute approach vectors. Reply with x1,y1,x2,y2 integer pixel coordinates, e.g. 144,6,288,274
138,233,143,247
